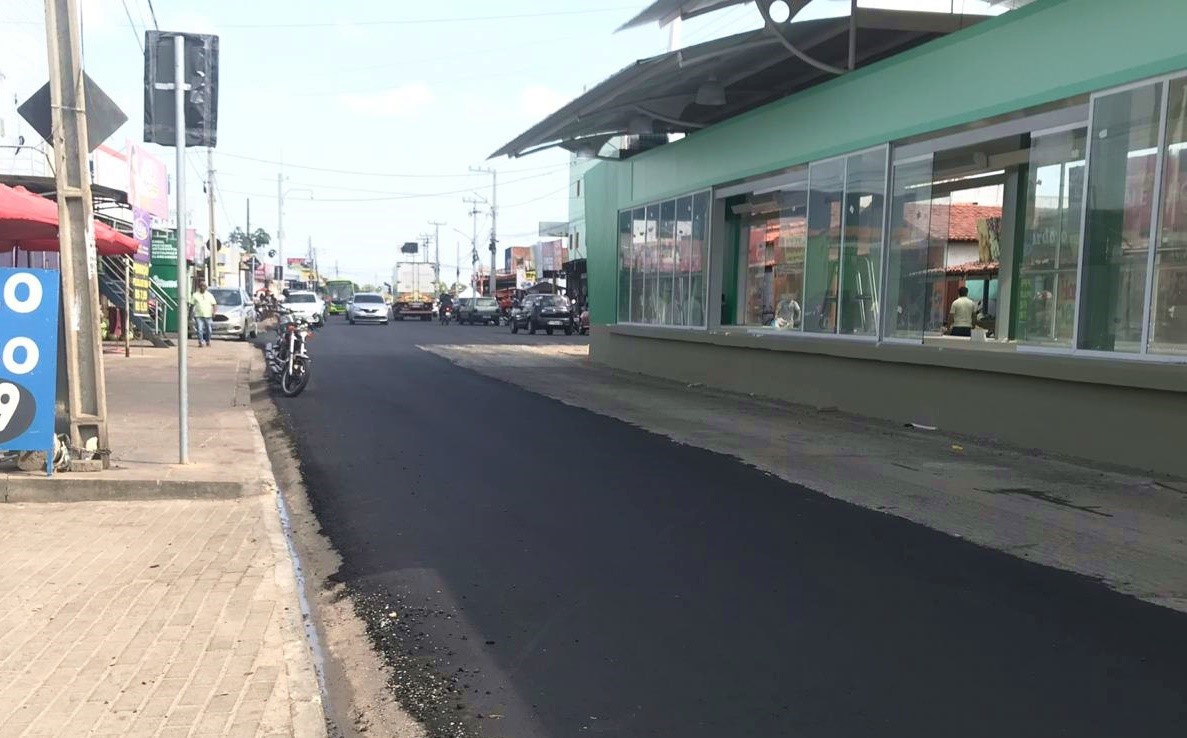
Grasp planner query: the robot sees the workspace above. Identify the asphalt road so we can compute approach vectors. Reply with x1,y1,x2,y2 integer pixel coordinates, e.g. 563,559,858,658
273,317,1187,738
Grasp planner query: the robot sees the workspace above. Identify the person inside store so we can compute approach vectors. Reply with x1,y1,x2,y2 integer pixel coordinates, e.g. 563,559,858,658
946,285,979,338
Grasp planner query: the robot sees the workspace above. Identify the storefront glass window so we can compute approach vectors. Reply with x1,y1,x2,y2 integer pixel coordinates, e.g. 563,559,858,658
839,148,886,335
805,158,845,333
741,173,807,330
1018,128,1087,346
616,192,710,327
691,191,710,326
618,211,632,323
659,200,676,325
1150,77,1187,355
884,157,936,340
1079,82,1163,353
630,207,646,323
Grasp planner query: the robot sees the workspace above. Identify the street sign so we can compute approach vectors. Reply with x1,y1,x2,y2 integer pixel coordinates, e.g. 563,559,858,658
401,242,419,254
0,268,61,452
17,74,128,153
143,31,220,147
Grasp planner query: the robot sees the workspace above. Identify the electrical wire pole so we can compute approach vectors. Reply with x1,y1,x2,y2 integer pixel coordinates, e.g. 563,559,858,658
428,220,445,291
463,196,483,290
43,0,109,462
206,147,217,285
470,167,497,296
276,173,284,285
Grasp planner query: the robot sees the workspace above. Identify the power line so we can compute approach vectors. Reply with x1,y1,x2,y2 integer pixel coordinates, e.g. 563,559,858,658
501,184,570,210
215,7,635,29
214,150,566,179
144,0,160,29
218,168,561,203
118,0,144,51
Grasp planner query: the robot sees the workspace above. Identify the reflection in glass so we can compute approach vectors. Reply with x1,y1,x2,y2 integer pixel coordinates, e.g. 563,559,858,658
674,196,693,326
1018,128,1086,346
840,148,886,335
618,211,632,322
659,200,676,325
1079,82,1163,352
645,204,660,324
805,158,845,333
884,157,935,340
1150,78,1187,354
742,176,807,330
630,207,646,323
690,192,710,326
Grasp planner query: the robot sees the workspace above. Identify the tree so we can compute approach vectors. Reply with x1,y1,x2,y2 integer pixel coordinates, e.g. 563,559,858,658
228,227,274,258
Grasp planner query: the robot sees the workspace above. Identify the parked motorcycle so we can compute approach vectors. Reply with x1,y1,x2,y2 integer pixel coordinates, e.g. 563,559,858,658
266,309,312,397
577,305,590,335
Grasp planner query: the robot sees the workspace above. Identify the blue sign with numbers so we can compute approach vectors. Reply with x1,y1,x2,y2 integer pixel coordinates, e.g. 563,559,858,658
0,268,60,452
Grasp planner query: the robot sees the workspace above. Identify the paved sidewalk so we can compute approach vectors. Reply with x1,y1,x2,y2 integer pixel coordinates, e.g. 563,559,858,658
0,341,326,737
422,342,1187,613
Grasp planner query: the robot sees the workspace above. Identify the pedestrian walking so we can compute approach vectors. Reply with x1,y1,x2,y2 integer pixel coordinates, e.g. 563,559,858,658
191,280,217,347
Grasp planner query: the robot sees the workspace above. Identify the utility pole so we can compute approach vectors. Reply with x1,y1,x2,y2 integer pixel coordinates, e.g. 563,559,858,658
206,147,217,286
470,167,498,296
245,197,251,291
428,220,445,291
276,173,284,285
43,0,109,460
463,195,483,292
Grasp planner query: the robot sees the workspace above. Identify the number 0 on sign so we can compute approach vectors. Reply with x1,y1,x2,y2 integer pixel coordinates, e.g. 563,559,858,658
0,268,60,451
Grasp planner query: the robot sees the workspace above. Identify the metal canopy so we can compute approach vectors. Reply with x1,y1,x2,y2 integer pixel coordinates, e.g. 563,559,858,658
492,8,987,159
618,0,751,31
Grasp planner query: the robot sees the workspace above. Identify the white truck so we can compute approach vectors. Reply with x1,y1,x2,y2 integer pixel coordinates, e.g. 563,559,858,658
392,262,436,321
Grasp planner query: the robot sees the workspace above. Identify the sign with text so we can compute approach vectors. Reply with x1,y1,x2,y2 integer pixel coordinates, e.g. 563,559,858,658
151,231,177,264
0,268,60,452
131,262,151,316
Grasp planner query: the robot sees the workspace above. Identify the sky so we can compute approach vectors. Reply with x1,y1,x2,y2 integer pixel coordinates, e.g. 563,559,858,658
0,0,1010,286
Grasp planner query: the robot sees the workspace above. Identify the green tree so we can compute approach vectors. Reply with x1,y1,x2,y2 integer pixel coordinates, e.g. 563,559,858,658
228,227,273,257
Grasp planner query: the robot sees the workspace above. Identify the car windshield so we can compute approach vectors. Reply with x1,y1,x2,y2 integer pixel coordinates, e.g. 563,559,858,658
209,289,241,306
539,295,567,307
477,298,498,307
287,294,317,304
355,294,384,303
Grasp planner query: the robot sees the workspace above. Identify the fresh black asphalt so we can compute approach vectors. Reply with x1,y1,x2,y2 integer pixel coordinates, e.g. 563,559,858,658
271,317,1187,738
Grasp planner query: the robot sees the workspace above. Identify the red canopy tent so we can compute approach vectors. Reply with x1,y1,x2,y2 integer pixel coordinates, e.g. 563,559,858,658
0,183,138,257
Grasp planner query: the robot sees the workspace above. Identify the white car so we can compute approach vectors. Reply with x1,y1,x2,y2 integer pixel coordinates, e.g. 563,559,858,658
281,290,325,326
209,287,258,340
347,292,391,325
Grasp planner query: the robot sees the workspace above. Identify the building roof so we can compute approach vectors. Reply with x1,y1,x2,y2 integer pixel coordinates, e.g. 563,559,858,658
618,0,750,31
492,8,988,159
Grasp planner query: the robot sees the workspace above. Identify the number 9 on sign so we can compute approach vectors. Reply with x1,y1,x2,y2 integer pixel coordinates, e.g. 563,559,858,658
0,381,36,442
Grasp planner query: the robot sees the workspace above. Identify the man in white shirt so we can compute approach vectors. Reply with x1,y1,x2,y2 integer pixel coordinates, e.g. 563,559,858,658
947,286,979,338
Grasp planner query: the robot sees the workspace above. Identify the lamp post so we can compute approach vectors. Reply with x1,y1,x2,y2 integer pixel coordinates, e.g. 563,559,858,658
276,174,312,285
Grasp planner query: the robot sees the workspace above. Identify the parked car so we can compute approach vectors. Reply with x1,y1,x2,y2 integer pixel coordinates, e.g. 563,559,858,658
510,294,574,335
281,290,325,326
209,287,258,341
347,292,391,325
456,296,501,325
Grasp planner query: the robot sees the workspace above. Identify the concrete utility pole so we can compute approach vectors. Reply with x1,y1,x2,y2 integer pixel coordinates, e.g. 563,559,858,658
276,173,284,283
206,148,217,286
470,167,497,296
428,220,445,290
463,196,483,290
43,0,109,460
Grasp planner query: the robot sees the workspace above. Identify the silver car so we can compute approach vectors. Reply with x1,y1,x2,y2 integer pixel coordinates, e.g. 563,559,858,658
347,293,391,325
209,287,259,340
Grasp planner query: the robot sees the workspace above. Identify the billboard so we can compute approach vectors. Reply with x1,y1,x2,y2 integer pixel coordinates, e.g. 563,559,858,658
129,144,169,217
0,268,61,454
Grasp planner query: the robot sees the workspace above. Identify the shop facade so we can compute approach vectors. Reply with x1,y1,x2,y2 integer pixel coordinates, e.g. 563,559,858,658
570,0,1187,475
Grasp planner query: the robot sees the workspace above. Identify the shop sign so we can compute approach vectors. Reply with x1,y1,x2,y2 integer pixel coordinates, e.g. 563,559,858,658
0,268,60,453
131,262,151,316
151,232,177,264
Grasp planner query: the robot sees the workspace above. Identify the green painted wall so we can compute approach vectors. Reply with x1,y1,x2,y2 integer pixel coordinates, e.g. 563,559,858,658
581,0,1187,325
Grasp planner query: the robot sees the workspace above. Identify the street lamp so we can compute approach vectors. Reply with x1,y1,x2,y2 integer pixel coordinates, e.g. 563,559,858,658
277,174,313,284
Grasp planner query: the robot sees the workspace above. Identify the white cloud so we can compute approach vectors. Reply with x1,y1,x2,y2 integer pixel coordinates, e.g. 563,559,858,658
340,83,434,117
519,85,570,119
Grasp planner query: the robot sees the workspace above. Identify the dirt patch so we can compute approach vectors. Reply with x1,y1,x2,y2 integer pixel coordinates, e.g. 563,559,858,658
252,377,425,738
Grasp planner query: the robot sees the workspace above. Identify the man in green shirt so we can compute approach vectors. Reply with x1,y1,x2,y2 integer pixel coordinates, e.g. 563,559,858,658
191,281,217,347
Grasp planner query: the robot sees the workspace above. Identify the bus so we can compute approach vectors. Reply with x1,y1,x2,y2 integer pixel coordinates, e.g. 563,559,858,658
324,280,356,316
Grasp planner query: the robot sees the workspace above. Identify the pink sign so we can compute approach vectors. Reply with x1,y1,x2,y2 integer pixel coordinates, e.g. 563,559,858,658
128,144,169,218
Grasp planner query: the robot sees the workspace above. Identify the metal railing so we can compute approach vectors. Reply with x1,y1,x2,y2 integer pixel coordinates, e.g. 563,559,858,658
99,254,177,339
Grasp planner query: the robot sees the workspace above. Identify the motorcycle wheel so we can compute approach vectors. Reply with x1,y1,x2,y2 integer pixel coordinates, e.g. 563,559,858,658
511,321,518,334
280,358,311,397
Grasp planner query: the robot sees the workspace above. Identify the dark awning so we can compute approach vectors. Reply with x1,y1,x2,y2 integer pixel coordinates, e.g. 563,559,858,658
618,0,751,31
491,8,987,159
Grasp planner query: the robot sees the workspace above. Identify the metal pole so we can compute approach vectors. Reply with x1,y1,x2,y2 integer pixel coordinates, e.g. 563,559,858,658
123,257,131,358
489,170,497,298
276,173,284,285
174,33,189,464
43,0,109,461
207,147,217,285
848,0,858,70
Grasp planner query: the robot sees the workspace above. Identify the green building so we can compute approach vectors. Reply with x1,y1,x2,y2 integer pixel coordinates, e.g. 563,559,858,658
498,0,1187,476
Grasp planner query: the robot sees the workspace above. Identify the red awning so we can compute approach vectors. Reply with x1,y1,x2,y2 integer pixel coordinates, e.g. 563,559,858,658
0,183,138,257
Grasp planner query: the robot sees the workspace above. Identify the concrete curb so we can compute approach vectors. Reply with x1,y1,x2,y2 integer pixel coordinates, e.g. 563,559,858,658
0,476,247,503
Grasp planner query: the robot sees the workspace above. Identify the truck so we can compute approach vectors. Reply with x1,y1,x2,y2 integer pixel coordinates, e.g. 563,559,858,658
392,262,436,321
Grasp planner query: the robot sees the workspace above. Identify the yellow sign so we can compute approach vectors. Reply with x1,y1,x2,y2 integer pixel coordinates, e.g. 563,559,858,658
525,269,537,283
131,262,151,315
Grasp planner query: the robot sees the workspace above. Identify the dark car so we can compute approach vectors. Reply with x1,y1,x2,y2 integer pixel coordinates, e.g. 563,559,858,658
456,296,501,325
511,294,574,335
